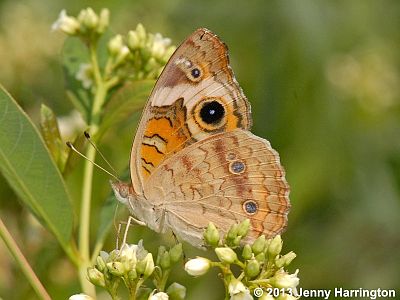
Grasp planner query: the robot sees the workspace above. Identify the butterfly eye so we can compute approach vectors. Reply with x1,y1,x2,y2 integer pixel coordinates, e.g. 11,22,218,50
191,68,201,78
243,200,258,215
200,101,225,124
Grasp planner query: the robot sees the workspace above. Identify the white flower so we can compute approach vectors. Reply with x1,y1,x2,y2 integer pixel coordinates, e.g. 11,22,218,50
57,110,86,140
184,257,211,276
75,63,93,89
270,269,300,289
228,280,253,300
69,294,94,300
151,33,172,60
52,10,80,35
120,243,139,261
149,291,169,300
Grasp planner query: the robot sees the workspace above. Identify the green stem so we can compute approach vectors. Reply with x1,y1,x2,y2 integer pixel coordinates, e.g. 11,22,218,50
78,144,97,296
157,269,170,292
77,41,109,296
0,217,51,300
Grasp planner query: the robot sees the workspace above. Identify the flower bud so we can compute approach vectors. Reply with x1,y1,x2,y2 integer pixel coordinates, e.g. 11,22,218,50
268,235,283,258
116,46,130,64
97,8,109,33
136,23,146,41
184,257,211,276
136,253,155,277
169,243,183,263
204,222,220,247
160,251,171,269
69,294,94,300
156,246,166,265
255,252,265,263
51,10,80,35
242,244,253,260
282,251,296,266
237,219,250,237
108,34,124,56
245,259,261,278
106,261,125,276
149,291,169,300
128,31,141,49
166,282,186,300
252,235,266,255
78,8,98,29
87,267,105,287
215,247,237,264
275,256,285,268
96,255,106,272
227,224,239,241
270,270,299,289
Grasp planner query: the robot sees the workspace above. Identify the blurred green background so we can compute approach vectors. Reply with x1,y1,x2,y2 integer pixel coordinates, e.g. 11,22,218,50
0,0,399,299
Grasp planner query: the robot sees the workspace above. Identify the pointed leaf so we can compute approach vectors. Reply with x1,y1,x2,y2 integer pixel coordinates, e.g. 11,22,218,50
0,86,73,250
40,104,67,171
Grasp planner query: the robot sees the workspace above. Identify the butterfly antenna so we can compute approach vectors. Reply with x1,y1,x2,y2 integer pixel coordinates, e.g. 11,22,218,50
84,131,119,177
66,141,120,181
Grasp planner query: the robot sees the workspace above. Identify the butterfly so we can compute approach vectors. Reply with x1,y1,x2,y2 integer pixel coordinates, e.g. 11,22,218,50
112,28,290,248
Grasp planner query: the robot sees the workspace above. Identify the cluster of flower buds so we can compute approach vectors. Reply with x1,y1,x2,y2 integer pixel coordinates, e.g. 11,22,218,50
52,8,109,37
125,23,176,79
185,221,300,300
104,23,176,83
87,240,185,300
53,8,176,92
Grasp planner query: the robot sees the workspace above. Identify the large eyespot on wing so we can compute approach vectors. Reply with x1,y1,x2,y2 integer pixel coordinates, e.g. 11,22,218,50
144,129,291,247
131,28,253,191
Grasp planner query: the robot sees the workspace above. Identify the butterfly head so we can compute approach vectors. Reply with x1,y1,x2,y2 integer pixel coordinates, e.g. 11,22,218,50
111,180,134,206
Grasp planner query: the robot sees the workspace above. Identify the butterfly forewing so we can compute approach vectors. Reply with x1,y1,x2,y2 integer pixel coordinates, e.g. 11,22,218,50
130,28,251,193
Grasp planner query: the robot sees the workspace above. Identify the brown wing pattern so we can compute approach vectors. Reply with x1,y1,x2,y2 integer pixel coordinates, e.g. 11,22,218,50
130,28,252,194
144,129,290,247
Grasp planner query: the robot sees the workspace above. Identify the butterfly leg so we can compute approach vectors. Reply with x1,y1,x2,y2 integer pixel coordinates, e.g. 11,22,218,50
116,215,147,249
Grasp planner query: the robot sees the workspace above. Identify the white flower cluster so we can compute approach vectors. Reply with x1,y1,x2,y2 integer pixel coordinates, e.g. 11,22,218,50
52,8,109,35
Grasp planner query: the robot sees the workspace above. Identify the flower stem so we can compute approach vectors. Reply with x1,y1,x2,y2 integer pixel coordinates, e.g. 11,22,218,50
77,41,109,296
0,217,51,300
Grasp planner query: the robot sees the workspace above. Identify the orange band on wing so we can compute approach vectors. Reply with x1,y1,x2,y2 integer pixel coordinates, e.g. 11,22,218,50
141,115,189,178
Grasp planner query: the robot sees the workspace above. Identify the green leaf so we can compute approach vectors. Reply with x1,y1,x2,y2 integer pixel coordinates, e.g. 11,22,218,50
62,37,91,121
0,86,74,251
62,132,86,177
39,104,67,171
97,80,154,138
